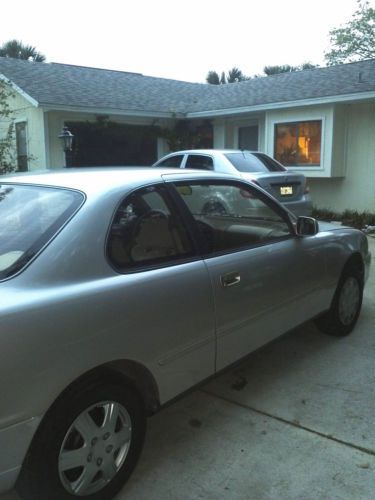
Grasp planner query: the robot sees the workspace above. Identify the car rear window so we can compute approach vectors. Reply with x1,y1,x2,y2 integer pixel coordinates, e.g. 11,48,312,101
224,152,286,173
0,184,84,279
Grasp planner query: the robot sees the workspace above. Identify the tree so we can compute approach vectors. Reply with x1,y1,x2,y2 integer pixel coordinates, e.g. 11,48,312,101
264,64,297,75
325,0,375,65
227,67,249,82
263,62,318,76
206,67,249,84
0,39,46,62
0,79,16,173
300,62,317,70
206,70,220,84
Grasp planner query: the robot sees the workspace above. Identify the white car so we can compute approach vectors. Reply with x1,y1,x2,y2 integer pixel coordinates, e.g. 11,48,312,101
153,149,312,216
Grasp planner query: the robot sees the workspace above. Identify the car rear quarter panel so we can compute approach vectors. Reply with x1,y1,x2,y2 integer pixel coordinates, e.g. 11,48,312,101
0,192,215,429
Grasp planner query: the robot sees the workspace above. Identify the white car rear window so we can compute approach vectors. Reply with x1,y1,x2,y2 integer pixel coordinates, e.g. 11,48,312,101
225,152,285,173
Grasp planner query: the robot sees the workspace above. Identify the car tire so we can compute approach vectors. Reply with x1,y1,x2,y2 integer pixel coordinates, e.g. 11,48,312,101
315,265,363,337
16,378,146,500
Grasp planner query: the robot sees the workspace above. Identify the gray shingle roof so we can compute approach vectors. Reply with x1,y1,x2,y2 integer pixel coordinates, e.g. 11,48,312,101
0,58,210,115
196,60,375,113
1,57,375,116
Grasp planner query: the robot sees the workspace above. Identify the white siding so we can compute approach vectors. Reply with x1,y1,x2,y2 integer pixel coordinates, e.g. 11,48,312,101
1,92,47,171
309,103,375,212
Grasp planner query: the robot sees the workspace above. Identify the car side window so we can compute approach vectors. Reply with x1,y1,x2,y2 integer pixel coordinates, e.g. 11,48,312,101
107,185,193,270
185,155,214,170
157,155,184,168
173,181,292,255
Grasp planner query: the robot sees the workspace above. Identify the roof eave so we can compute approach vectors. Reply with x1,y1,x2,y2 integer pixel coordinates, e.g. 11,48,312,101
0,74,39,107
41,103,182,118
186,90,375,118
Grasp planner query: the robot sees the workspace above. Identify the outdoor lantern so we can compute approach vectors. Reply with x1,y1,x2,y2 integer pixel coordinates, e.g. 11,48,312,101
58,126,74,152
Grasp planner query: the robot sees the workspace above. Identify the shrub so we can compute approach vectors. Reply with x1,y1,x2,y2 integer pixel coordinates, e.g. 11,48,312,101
312,207,375,229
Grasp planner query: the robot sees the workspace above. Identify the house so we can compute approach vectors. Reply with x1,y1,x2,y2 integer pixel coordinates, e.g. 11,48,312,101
1,56,375,212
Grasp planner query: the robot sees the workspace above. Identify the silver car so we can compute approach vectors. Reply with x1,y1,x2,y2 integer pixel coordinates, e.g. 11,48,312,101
152,149,312,216
0,168,370,500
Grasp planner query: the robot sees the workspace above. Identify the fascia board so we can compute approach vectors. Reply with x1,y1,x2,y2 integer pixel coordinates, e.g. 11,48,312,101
41,104,179,118
0,73,39,107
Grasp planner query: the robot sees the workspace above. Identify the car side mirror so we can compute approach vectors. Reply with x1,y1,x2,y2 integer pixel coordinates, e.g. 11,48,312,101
296,216,319,236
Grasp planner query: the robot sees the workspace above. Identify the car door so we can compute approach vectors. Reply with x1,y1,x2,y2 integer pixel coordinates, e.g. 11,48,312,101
170,179,327,371
106,183,215,402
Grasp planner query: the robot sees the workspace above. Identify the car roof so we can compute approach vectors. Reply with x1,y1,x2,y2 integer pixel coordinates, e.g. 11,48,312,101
0,167,236,196
161,149,258,155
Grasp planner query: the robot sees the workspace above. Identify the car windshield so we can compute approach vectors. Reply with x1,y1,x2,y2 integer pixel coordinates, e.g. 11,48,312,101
0,184,84,279
225,152,286,173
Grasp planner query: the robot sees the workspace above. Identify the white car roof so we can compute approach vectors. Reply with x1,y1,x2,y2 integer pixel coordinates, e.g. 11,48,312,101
160,149,255,155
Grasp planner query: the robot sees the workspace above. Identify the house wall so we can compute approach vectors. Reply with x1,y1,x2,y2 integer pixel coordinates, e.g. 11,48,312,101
5,93,373,213
0,92,47,171
215,103,375,213
308,102,375,212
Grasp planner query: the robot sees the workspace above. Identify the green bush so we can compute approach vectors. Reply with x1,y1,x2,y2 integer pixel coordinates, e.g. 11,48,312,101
312,207,375,229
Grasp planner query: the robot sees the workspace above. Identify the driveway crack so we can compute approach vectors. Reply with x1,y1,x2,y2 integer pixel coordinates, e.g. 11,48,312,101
200,388,375,457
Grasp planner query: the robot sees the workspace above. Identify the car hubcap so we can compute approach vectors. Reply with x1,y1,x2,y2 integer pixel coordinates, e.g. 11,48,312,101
58,401,132,496
338,276,360,326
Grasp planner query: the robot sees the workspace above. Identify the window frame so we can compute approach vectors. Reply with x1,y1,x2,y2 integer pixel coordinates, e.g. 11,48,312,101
168,179,296,260
273,120,322,167
105,182,201,274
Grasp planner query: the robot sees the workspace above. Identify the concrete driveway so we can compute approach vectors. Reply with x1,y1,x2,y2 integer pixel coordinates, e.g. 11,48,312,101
2,238,374,500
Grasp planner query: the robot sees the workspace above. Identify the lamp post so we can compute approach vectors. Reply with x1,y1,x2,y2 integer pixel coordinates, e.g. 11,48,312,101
58,126,74,167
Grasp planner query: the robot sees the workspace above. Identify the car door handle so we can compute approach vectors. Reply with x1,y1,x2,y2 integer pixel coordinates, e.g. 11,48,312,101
221,272,241,288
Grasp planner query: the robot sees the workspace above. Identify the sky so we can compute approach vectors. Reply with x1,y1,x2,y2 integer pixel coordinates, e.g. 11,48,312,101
0,0,371,82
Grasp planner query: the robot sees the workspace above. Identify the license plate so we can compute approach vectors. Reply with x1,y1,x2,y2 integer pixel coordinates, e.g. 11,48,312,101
280,186,293,195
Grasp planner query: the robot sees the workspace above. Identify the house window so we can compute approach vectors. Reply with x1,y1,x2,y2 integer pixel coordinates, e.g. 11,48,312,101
274,120,321,166
16,122,28,171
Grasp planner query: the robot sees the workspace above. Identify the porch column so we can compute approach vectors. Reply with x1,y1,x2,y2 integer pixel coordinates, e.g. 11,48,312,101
213,121,225,148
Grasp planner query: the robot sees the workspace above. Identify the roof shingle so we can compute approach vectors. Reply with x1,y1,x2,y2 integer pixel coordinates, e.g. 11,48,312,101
1,57,375,116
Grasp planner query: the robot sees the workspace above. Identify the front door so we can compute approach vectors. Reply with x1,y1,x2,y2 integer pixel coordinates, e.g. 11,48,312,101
238,125,259,150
